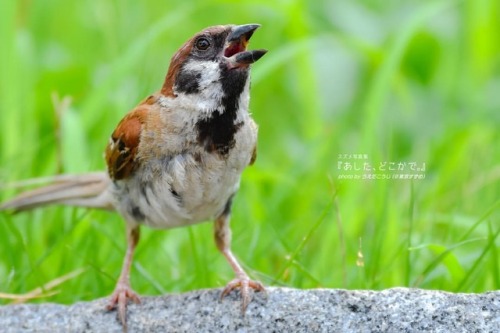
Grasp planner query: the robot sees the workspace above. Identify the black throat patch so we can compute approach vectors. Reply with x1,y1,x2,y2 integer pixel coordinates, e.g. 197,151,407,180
196,66,248,155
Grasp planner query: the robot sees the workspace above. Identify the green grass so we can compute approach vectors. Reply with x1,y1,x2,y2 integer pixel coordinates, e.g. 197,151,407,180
1,0,499,305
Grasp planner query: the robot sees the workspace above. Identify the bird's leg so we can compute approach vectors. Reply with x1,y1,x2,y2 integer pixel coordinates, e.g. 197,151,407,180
106,225,141,328
214,202,265,313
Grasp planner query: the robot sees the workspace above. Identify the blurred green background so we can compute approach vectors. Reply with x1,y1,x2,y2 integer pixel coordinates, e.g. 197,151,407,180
1,0,499,305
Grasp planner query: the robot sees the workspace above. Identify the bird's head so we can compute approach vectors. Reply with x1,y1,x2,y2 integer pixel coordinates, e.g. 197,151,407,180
161,24,267,113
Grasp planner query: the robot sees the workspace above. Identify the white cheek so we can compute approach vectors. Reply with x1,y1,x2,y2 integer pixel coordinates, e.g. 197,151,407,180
186,62,224,103
168,60,226,115
187,61,219,85
182,61,221,90
182,60,214,73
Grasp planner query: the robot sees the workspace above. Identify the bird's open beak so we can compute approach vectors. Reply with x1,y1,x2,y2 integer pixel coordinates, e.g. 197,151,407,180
225,24,267,68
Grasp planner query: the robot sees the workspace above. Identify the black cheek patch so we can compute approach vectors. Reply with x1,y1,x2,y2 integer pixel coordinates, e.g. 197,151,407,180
175,68,202,94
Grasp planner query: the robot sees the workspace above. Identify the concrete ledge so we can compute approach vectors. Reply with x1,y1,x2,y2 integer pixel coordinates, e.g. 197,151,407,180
0,287,498,332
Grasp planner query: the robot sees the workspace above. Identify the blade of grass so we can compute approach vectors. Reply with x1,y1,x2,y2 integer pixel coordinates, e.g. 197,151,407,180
81,5,192,127
455,223,500,292
11,268,85,304
406,181,415,286
273,190,337,284
459,199,500,241
290,259,323,286
0,0,18,160
488,221,500,289
0,291,59,301
4,217,49,292
360,0,457,154
134,263,167,294
411,237,484,287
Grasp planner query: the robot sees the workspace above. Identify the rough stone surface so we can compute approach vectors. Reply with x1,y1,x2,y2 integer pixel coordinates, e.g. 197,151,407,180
0,288,498,332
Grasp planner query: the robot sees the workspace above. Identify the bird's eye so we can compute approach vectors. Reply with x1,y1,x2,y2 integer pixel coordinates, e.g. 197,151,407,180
195,37,210,51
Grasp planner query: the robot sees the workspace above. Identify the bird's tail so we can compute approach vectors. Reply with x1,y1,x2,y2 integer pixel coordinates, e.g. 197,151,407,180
0,172,114,212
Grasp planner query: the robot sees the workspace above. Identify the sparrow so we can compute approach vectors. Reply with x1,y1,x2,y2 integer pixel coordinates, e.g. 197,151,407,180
0,24,267,328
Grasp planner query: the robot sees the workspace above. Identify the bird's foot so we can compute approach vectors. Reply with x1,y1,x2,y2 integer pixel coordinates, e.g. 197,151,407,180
106,281,141,328
221,274,266,314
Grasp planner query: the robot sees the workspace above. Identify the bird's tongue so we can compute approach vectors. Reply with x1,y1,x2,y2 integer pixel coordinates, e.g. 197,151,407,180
224,43,246,58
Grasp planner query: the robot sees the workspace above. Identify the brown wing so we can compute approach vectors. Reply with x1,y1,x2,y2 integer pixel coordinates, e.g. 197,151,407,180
105,105,150,180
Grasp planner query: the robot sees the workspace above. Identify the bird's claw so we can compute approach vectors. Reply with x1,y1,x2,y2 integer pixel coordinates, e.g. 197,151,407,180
106,283,141,328
221,276,266,314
